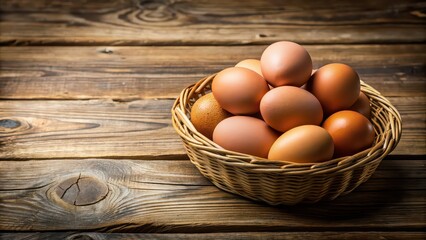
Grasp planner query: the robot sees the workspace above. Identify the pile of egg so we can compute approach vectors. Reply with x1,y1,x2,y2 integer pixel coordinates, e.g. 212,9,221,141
190,41,375,163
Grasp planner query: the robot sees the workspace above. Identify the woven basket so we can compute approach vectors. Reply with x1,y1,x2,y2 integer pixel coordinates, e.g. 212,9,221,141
172,73,402,205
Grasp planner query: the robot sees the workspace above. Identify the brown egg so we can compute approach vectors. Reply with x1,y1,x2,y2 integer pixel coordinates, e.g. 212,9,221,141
349,91,371,119
260,86,323,132
190,93,232,139
268,125,334,163
213,116,279,158
235,59,263,77
306,63,360,115
212,67,269,115
260,41,312,87
322,110,375,158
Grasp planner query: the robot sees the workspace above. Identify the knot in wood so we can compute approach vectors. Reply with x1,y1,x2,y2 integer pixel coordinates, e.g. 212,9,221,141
54,175,109,206
137,0,176,22
0,117,30,134
0,119,21,129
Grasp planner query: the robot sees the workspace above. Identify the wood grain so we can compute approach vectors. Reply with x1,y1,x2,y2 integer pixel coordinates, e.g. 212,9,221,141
1,232,425,240
0,159,424,232
1,0,425,46
1,0,424,236
0,45,425,100
0,97,424,159
0,99,186,159
390,96,426,156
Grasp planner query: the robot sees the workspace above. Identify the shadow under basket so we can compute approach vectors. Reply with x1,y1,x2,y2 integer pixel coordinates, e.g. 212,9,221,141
171,74,402,205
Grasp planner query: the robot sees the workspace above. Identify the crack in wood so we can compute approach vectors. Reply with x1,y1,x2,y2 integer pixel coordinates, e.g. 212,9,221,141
73,174,83,205
55,174,109,207
60,173,82,199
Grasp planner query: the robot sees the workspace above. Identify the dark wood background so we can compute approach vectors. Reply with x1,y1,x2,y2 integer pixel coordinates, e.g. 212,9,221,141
0,0,425,239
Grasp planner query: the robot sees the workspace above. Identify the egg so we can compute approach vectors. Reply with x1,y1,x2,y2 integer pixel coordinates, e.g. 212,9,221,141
213,116,279,158
260,41,312,87
268,125,334,163
322,110,375,158
212,67,269,115
190,93,232,139
260,86,323,132
349,91,371,119
235,59,263,77
306,63,360,115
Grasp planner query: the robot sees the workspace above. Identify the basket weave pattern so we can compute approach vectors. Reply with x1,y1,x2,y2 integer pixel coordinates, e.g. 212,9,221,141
172,74,402,205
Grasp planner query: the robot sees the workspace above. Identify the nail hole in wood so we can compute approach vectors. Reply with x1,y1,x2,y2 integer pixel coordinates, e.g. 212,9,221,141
100,48,113,54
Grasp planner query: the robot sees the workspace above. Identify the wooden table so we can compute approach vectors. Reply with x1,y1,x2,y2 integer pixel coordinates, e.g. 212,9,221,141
0,0,425,239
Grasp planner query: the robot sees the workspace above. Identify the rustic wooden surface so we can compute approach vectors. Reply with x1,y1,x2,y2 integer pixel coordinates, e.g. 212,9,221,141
1,0,425,45
0,0,425,239
0,159,425,232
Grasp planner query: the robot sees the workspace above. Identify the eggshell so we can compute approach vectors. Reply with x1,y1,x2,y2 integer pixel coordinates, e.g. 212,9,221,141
212,67,269,115
235,59,263,77
190,93,232,139
213,116,279,158
260,41,312,87
349,92,371,119
260,86,323,132
306,63,360,115
322,110,375,158
268,125,334,163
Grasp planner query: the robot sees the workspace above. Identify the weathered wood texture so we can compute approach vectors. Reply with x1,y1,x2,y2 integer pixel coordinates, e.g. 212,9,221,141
0,99,186,159
1,0,425,236
0,45,424,100
0,97,424,159
1,232,425,240
1,0,425,46
0,159,424,232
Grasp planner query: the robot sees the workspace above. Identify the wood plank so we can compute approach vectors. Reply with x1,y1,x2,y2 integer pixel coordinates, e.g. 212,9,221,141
0,99,185,159
0,45,424,100
0,0,425,45
0,97,424,159
1,232,425,240
0,159,424,232
390,96,426,156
